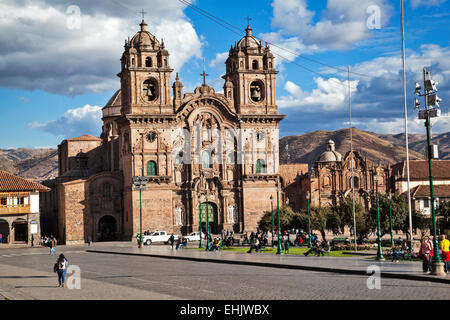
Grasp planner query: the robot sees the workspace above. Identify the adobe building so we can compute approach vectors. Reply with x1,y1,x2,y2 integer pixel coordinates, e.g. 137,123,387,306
41,21,285,244
0,170,50,245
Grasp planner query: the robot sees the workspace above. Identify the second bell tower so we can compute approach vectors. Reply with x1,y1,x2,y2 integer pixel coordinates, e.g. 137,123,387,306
223,25,278,115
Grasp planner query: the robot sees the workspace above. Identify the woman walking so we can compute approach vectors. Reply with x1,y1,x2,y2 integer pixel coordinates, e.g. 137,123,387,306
55,254,68,288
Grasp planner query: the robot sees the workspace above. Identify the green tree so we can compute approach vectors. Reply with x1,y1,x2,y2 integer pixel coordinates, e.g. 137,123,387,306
258,205,295,233
332,197,357,233
292,205,332,240
369,194,410,237
437,200,450,234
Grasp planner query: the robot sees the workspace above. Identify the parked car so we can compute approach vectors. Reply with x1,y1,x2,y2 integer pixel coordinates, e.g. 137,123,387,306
184,232,205,242
141,231,179,245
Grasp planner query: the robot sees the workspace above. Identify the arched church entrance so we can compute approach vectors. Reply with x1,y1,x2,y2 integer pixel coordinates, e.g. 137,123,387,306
200,202,218,235
0,219,9,243
98,215,116,241
12,219,27,242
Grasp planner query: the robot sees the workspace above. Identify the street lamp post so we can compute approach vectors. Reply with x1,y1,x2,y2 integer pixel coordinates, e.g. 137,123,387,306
270,195,274,247
132,176,147,248
374,175,385,261
205,193,210,251
388,193,394,248
306,192,312,248
414,68,445,275
276,183,282,254
198,195,203,249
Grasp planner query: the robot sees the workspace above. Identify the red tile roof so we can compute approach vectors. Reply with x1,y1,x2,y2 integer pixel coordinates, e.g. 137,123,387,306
0,171,51,192
409,184,450,198
392,160,450,180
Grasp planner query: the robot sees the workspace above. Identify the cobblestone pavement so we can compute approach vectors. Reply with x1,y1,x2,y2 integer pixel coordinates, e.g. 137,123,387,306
0,243,449,300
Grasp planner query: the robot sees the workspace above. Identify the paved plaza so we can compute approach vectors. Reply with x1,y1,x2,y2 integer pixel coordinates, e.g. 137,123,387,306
0,242,449,300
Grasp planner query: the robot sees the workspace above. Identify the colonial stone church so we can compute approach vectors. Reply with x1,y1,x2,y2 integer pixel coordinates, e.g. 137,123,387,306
41,20,284,244
302,140,390,209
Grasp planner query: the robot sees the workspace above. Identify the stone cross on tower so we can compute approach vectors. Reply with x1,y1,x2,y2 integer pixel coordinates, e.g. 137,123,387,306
200,58,208,86
139,9,146,20
245,16,252,27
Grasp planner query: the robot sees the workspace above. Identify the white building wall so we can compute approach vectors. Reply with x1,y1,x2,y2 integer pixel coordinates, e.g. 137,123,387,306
30,191,40,213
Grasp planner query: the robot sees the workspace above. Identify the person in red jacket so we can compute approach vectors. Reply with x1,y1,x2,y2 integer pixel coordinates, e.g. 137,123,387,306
419,236,433,272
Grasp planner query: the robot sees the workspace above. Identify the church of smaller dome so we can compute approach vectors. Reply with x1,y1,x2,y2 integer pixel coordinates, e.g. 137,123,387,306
318,139,342,162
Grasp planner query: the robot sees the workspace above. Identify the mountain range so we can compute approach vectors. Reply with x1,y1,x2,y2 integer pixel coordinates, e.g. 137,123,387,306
1,128,449,181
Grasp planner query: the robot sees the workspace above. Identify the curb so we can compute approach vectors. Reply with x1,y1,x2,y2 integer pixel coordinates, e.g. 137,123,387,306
86,249,450,285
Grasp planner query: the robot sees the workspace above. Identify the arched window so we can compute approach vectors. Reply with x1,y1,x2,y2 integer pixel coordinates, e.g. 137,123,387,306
256,159,266,174
252,60,258,70
240,61,243,68
350,177,360,189
143,78,158,101
145,57,152,67
147,161,157,176
202,151,213,169
269,61,273,69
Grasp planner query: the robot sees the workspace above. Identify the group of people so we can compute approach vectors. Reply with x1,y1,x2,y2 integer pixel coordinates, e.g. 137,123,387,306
41,235,57,254
303,236,330,257
419,234,450,273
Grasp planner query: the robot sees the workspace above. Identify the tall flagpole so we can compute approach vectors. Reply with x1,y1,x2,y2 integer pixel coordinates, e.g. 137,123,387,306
349,66,357,251
401,0,414,243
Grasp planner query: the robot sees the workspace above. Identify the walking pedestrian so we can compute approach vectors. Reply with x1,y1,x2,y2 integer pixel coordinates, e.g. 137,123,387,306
49,236,56,255
169,234,175,249
0,233,2,244
439,234,450,273
247,237,259,253
55,254,68,288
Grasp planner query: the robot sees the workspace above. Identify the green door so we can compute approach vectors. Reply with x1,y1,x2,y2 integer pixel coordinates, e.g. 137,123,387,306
147,161,157,176
256,159,266,173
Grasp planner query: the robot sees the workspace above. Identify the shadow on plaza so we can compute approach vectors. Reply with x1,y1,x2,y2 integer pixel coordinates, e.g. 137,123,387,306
0,275,53,279
14,285,58,288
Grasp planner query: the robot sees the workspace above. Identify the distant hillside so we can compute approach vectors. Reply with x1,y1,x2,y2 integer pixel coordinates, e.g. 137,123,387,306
0,148,58,181
2,128,449,180
280,128,427,167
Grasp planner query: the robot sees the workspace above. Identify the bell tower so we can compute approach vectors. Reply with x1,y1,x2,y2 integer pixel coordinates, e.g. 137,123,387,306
223,25,277,115
119,19,173,115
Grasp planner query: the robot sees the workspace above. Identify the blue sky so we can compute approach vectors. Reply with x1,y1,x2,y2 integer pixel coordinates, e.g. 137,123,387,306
0,0,449,148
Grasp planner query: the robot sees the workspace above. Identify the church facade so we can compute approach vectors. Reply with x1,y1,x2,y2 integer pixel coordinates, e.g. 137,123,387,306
41,21,284,244
302,140,390,209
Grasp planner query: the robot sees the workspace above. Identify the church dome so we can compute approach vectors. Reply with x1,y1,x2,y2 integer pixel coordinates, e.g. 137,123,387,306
318,140,342,162
236,26,260,49
130,20,159,49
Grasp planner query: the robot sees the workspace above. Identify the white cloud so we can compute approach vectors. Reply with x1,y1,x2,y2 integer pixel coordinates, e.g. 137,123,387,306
269,0,393,51
0,0,202,95
28,104,102,137
279,77,358,111
279,44,450,134
209,52,228,68
360,112,450,134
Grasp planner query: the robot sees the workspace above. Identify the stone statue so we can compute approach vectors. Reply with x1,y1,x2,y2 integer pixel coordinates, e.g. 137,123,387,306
227,204,235,224
175,206,183,226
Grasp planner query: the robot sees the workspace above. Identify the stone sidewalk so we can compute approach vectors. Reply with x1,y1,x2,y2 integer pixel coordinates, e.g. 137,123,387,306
87,243,450,285
0,262,182,300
